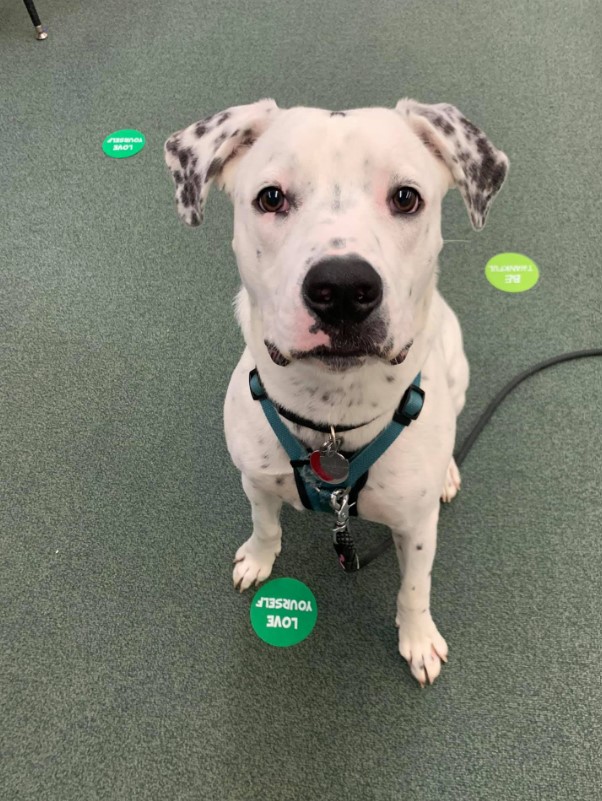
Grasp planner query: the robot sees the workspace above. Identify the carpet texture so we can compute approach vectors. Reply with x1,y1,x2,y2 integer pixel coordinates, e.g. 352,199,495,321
1,1,601,799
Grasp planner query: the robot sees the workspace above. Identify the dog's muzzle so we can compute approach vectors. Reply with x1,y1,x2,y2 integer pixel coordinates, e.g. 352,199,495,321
264,255,413,369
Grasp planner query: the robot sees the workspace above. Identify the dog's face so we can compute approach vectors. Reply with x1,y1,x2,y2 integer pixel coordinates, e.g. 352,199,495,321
165,100,508,371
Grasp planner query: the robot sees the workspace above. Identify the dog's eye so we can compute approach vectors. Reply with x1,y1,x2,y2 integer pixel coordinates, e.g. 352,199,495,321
391,187,422,215
256,186,288,214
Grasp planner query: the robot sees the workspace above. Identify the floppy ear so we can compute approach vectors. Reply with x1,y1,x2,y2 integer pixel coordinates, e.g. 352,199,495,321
396,99,509,230
164,98,279,226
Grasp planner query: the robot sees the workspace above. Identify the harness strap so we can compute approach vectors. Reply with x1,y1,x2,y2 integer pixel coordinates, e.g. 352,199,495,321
249,369,424,513
249,371,307,462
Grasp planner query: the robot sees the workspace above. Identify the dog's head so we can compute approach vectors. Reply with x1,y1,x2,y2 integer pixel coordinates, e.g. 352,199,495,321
165,99,508,371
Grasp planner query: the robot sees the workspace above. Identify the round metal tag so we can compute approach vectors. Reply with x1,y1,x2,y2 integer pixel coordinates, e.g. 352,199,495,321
309,449,350,484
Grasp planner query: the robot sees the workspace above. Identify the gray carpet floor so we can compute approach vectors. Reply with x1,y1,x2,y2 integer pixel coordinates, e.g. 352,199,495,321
1,1,601,799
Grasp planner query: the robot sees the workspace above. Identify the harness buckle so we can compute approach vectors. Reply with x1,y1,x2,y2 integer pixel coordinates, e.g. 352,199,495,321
249,369,267,401
392,383,425,427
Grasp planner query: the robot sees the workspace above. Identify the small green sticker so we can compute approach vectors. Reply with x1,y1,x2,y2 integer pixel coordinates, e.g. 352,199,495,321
485,252,539,293
250,578,317,647
102,129,145,159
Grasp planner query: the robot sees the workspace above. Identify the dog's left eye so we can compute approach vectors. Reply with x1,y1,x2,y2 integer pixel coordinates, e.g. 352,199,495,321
390,187,422,215
256,186,289,214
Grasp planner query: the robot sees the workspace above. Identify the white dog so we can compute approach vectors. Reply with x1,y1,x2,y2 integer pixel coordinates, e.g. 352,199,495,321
165,100,508,686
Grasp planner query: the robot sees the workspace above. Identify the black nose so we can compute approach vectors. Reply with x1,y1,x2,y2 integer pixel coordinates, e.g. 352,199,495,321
302,257,383,326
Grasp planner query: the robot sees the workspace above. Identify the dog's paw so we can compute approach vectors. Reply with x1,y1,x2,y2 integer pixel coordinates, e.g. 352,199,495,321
440,457,461,503
232,537,280,592
396,610,448,687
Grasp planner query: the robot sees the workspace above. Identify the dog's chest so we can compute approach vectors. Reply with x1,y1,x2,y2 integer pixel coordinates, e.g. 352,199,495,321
224,354,455,527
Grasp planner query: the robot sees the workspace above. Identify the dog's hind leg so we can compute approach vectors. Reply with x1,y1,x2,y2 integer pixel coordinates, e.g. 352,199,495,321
233,474,283,592
441,456,461,502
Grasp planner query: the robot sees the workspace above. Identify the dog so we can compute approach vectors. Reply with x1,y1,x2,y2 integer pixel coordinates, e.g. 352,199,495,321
164,99,508,686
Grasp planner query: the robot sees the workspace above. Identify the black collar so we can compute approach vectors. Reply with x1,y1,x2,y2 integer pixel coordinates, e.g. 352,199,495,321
249,368,383,434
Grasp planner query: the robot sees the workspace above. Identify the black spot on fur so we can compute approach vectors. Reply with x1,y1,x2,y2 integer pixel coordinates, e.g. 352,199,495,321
321,392,330,402
386,375,395,383
207,157,223,179
256,249,262,260
214,131,228,147
195,123,208,138
416,544,423,550
239,128,257,148
330,111,346,117
276,477,284,486
432,114,455,136
166,137,180,155
461,116,481,138
420,488,427,497
489,160,508,191
181,180,196,207
178,148,192,168
173,170,183,185
190,210,200,226
330,238,345,249
217,111,231,125
476,135,493,159
411,586,416,591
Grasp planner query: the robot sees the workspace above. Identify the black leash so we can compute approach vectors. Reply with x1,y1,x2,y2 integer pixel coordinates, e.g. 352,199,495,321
350,348,602,571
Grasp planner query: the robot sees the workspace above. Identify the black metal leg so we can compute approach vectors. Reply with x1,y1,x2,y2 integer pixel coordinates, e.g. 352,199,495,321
22,0,48,39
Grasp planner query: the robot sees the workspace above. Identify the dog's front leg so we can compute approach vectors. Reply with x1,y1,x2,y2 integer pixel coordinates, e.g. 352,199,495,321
392,505,448,687
233,474,283,592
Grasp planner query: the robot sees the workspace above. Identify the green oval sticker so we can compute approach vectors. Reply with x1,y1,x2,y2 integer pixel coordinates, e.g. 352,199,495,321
102,129,146,159
250,578,317,647
485,252,539,293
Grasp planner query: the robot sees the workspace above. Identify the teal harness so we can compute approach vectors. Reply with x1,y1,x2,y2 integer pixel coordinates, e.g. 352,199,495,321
249,369,425,515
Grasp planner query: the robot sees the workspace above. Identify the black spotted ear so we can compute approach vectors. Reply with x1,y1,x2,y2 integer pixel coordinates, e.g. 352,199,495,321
164,98,279,226
396,99,509,230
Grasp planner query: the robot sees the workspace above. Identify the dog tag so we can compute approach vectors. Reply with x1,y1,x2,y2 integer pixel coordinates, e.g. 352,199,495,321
318,449,349,483
309,431,350,484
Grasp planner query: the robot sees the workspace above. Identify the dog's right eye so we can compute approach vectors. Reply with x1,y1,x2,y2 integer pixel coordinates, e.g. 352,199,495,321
256,186,288,214
390,186,422,215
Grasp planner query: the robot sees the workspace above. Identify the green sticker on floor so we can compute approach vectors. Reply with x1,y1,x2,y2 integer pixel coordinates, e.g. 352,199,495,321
102,129,145,158
485,252,539,293
250,578,317,647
